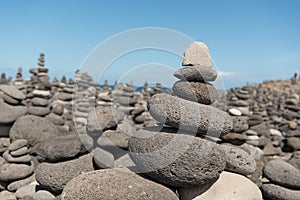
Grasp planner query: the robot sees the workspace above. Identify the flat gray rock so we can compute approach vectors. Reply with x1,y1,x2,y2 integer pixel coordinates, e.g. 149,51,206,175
263,159,300,189
27,106,50,116
221,145,256,175
262,183,300,200
8,139,28,151
31,97,49,107
7,173,35,192
93,147,114,169
33,190,55,200
45,113,64,126
30,134,93,162
148,94,232,137
172,81,218,104
15,183,36,199
35,154,94,194
10,115,65,146
2,93,20,105
182,42,212,67
0,101,27,123
87,106,124,133
129,127,226,187
3,150,32,163
173,66,217,82
0,162,34,182
0,85,25,100
61,169,179,200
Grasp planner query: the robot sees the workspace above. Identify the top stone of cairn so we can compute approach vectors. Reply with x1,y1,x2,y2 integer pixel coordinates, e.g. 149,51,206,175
182,42,212,67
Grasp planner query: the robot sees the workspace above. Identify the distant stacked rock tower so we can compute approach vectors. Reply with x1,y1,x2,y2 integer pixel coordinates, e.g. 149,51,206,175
128,42,234,199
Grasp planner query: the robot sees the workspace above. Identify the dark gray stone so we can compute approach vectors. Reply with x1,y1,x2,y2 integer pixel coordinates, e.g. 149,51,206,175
0,102,27,123
148,94,232,137
263,159,300,189
172,81,218,104
129,127,226,187
60,169,179,200
31,97,49,107
27,106,50,116
173,66,217,82
0,85,25,100
231,116,249,133
262,183,300,200
35,154,94,194
10,115,64,147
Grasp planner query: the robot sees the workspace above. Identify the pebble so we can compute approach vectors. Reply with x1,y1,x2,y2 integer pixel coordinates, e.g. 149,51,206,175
27,106,50,116
269,129,282,137
8,139,28,151
173,65,217,82
7,173,36,192
0,190,16,200
15,182,37,199
263,159,300,189
32,190,55,200
148,93,232,137
93,147,114,169
0,101,27,124
229,108,242,116
30,97,48,107
3,150,32,163
172,81,218,104
262,183,300,200
0,162,34,182
182,42,212,67
61,169,179,200
0,85,26,100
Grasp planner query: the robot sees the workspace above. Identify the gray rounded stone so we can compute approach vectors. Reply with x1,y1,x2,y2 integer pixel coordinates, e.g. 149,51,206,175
35,154,94,194
10,115,64,147
263,159,300,189
262,183,300,200
3,150,32,163
33,190,55,200
7,173,36,192
30,134,93,162
148,94,232,137
173,66,217,82
172,81,218,104
220,145,256,175
61,169,179,200
0,101,27,123
0,162,34,182
52,103,64,115
27,106,50,116
45,113,64,126
10,147,28,157
15,183,36,199
8,139,28,151
87,106,124,133
0,85,25,100
31,97,49,107
2,93,20,105
128,127,226,187
93,147,114,169
231,116,249,133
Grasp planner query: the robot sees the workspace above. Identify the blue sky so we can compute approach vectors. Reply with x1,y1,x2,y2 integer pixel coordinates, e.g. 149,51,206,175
0,0,300,90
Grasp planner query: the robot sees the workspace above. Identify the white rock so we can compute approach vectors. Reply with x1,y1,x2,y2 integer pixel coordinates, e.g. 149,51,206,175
181,171,262,200
247,135,260,141
269,129,282,137
229,108,242,116
32,90,51,98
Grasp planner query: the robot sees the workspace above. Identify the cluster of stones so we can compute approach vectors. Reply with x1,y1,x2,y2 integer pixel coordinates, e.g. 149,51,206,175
127,42,262,199
223,82,300,199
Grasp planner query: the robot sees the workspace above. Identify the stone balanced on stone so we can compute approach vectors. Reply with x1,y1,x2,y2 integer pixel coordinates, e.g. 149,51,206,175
128,42,234,199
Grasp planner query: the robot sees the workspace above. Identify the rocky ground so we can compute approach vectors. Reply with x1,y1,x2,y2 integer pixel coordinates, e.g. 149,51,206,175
0,43,299,200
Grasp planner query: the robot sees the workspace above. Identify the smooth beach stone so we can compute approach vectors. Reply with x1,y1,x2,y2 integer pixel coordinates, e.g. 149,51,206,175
0,85,25,100
229,108,242,116
0,190,16,200
32,190,55,200
15,183,37,199
128,127,226,187
3,150,32,163
93,147,114,169
173,66,217,82
262,183,300,200
52,103,64,115
97,130,129,149
32,90,51,98
172,81,218,104
263,159,300,189
0,162,34,182
8,139,28,151
148,93,232,137
86,106,125,133
45,113,64,126
31,97,49,107
7,173,36,192
0,101,27,123
2,93,20,105
10,147,28,157
30,134,93,162
35,154,94,194
57,92,73,101
61,169,179,200
220,145,256,175
10,115,64,147
182,42,212,67
181,171,262,200
27,106,50,116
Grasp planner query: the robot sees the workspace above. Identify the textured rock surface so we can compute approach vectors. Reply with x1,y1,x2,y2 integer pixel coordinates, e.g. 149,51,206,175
35,154,94,194
0,162,34,182
173,66,217,82
182,42,212,67
61,169,179,200
129,127,226,187
10,115,64,146
263,159,300,189
148,93,232,137
0,102,27,123
262,183,300,200
0,85,26,100
221,145,256,175
30,134,93,162
172,81,218,104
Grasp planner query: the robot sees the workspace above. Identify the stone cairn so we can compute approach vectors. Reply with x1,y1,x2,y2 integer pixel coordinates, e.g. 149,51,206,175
128,42,261,200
